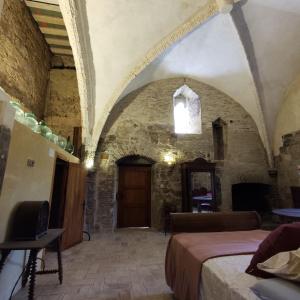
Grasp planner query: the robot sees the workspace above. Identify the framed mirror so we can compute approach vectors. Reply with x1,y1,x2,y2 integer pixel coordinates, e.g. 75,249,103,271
181,157,216,213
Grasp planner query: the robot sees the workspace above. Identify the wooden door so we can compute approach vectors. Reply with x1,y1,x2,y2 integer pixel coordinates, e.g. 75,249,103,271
61,163,86,250
118,166,151,227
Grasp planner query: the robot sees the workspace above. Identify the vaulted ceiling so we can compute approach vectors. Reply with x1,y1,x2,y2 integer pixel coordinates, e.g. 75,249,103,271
59,0,300,163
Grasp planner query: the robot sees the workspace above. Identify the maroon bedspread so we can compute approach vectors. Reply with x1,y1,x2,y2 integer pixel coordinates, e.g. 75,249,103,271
165,230,269,300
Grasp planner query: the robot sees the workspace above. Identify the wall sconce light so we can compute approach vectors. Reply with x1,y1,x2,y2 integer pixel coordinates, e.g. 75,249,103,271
163,153,176,165
85,157,94,169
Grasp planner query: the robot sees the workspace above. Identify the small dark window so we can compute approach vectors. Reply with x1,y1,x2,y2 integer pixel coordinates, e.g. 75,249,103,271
213,118,226,160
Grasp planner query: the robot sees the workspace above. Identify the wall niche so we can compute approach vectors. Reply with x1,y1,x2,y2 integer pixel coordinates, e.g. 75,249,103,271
212,118,226,160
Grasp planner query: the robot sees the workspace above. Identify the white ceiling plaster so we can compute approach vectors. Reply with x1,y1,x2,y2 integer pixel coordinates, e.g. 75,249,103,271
121,13,268,150
241,0,300,144
84,0,215,147
64,0,300,161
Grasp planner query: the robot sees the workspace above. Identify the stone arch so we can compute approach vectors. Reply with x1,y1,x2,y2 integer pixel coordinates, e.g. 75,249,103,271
88,77,270,233
91,1,219,150
116,155,156,166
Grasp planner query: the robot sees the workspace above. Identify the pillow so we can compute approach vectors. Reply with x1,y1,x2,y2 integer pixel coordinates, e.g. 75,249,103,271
251,278,300,300
257,247,300,281
246,222,300,278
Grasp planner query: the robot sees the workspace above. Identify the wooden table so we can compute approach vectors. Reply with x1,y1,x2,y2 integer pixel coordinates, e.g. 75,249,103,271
0,229,64,300
272,208,300,222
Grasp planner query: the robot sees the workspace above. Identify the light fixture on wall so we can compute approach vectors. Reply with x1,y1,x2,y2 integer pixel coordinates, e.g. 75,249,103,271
163,152,176,165
85,158,94,169
84,149,95,169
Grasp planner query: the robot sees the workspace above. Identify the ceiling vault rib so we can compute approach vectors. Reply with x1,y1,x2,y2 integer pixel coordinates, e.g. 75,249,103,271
59,0,96,146
92,0,219,150
231,4,273,167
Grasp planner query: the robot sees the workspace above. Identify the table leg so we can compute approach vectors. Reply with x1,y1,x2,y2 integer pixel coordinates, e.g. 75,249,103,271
22,250,35,287
56,238,63,284
28,249,38,300
0,250,11,273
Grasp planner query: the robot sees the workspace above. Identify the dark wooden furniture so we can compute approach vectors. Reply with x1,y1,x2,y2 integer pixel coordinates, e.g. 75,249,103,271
162,201,177,235
73,127,83,159
232,183,270,213
0,229,64,300
170,211,261,233
181,157,217,212
49,160,86,250
291,186,300,208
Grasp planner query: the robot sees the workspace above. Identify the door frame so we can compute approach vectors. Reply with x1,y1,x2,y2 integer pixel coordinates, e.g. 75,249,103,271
116,155,155,228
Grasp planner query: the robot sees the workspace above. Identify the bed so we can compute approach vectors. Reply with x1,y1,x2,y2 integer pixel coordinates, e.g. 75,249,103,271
200,254,260,300
165,211,268,300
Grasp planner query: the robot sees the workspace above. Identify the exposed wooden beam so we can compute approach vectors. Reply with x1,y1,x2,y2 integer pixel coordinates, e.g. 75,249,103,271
49,44,71,50
40,27,68,36
38,22,66,30
31,0,59,5
25,0,60,12
50,47,73,55
29,7,62,18
32,14,64,26
44,33,69,40
46,38,70,46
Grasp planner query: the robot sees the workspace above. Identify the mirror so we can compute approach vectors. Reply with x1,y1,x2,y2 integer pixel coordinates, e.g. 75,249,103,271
181,158,216,212
191,172,213,212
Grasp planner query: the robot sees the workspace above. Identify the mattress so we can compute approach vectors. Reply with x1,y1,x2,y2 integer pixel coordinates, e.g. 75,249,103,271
200,255,261,300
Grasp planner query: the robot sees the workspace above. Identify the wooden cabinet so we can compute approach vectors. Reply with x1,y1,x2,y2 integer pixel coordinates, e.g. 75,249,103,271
49,159,86,250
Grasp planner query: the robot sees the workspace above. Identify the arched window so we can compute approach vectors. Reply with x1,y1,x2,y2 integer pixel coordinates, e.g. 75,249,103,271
173,85,201,134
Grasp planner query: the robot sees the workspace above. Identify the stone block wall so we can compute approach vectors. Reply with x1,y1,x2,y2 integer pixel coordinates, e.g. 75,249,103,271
44,69,81,141
0,0,51,118
276,131,300,207
88,78,270,231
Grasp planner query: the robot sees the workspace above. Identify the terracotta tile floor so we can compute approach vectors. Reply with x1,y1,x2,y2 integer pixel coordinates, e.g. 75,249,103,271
14,229,173,300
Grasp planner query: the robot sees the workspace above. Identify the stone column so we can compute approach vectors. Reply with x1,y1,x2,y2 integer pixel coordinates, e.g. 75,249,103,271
0,98,15,196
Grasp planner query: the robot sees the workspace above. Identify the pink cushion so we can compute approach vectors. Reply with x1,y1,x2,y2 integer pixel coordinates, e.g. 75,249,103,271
246,222,300,278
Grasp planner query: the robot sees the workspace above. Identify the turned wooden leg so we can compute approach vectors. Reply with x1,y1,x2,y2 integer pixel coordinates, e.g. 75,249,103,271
0,250,10,273
28,249,38,300
56,238,63,284
22,250,35,288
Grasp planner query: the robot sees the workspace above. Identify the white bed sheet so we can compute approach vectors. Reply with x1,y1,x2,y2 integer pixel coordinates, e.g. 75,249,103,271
200,255,261,300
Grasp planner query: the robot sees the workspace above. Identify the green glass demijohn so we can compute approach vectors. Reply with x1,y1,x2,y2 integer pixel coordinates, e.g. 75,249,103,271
39,121,52,139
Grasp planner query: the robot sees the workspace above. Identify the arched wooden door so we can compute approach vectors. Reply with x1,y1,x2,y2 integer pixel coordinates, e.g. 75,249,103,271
117,155,154,228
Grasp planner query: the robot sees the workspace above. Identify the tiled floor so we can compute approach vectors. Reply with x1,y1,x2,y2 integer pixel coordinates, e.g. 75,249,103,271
14,229,173,300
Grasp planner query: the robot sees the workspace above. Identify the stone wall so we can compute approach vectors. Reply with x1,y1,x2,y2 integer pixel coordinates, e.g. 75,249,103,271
44,69,81,141
274,74,300,155
89,78,270,231
276,131,300,207
0,0,51,118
